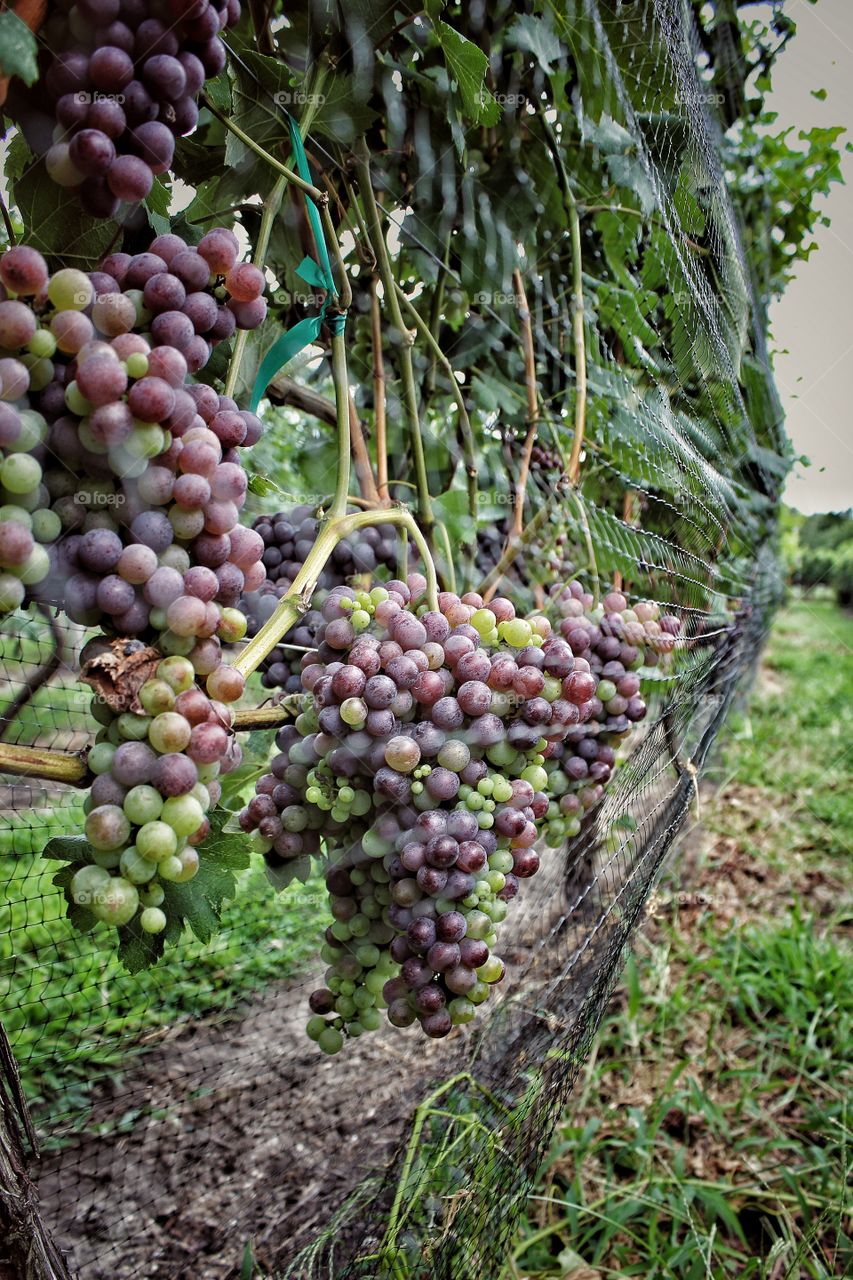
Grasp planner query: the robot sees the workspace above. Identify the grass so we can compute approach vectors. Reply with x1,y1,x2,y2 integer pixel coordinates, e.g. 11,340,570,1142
508,594,853,1280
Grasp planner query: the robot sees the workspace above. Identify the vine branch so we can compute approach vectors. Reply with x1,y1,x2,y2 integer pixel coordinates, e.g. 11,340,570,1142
353,139,434,528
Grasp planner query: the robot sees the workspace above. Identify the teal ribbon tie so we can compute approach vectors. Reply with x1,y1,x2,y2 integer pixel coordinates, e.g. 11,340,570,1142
249,113,346,414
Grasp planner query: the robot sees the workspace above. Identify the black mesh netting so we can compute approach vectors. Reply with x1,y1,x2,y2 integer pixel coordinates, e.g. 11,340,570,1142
1,1,792,1277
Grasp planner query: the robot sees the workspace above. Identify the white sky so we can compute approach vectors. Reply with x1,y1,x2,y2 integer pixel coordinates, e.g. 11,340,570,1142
764,0,853,514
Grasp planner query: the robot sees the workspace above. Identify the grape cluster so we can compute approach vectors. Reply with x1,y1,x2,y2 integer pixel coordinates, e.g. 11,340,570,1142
240,506,401,692
71,651,241,934
30,0,240,215
537,583,683,844
240,576,601,1052
0,242,264,940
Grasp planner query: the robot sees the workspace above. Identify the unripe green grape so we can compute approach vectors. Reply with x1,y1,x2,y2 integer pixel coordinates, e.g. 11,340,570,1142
48,268,93,311
16,411,47,451
140,906,167,934
120,846,158,884
91,847,122,869
18,544,50,585
123,785,163,826
117,712,150,742
468,980,490,1005
330,920,352,942
139,679,176,715
521,764,548,791
217,608,246,643
449,997,476,1025
157,656,195,693
0,453,41,495
91,877,139,927
148,712,192,754
471,608,497,638
126,351,148,379
360,1007,382,1032
140,883,165,908
498,617,532,648
0,505,31,528
335,995,357,1019
27,328,56,358
340,697,367,727
160,794,204,837
306,1016,327,1042
157,854,184,881
0,574,25,611
173,848,200,882
159,631,195,657
364,970,386,996
317,1027,344,1055
30,507,61,543
351,608,371,631
70,864,111,906
190,782,211,812
136,820,178,862
465,910,491,940
87,742,116,775
196,762,220,784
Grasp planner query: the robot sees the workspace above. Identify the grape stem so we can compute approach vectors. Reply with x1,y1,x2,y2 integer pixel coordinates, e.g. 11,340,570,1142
484,271,540,604
394,282,478,521
370,276,389,502
353,139,434,530
201,97,325,201
535,108,587,487
328,330,352,518
232,507,439,678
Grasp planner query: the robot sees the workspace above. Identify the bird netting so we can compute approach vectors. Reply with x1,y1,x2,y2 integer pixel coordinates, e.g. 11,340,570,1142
0,1,797,1277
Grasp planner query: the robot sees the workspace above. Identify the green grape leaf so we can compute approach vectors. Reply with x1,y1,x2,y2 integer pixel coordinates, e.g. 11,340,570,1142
0,11,38,85
247,471,287,499
14,157,117,267
507,11,564,75
264,854,313,893
435,21,501,125
44,834,94,863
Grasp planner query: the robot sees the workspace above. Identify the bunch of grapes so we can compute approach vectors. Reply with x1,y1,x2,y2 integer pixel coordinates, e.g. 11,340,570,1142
239,576,602,1052
22,0,240,216
71,650,241,934
240,506,403,693
0,242,267,940
536,583,683,845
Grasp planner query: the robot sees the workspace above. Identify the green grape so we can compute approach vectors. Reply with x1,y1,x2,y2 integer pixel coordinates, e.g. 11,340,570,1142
91,877,139,927
123,785,163,826
136,821,178,862
120,846,158,885
140,907,167,934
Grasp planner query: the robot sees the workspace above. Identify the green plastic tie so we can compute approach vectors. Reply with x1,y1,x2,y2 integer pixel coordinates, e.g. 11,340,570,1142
249,114,345,412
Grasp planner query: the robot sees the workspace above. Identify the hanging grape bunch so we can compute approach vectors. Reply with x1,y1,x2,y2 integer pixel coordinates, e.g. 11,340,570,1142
240,576,602,1051
0,239,267,940
23,0,241,216
538,582,683,844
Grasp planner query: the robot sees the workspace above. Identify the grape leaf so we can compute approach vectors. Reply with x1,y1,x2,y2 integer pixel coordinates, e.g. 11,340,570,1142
264,854,313,893
0,11,38,86
14,156,117,266
434,21,500,126
44,834,93,863
507,11,564,75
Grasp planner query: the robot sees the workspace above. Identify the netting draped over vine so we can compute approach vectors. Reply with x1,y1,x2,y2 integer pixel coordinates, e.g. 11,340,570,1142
1,1,790,1277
